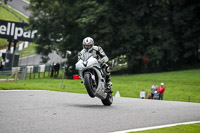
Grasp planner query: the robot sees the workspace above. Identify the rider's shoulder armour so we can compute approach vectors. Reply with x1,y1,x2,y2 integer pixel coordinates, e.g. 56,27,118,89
93,46,99,51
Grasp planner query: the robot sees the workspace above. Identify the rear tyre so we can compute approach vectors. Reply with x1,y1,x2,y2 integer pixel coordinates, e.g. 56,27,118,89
101,93,113,106
84,73,95,98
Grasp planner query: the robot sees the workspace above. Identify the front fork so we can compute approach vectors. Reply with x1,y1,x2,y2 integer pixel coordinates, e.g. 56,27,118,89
79,70,97,87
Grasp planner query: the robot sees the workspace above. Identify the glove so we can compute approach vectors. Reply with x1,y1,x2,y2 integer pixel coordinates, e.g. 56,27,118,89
98,58,104,64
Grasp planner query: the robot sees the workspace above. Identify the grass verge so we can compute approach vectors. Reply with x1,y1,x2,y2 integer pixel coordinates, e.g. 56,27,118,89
0,3,28,22
131,123,200,133
17,43,37,58
0,69,200,103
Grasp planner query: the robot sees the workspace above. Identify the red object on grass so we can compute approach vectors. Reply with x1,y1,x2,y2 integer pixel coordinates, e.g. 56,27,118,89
143,56,148,63
73,75,80,80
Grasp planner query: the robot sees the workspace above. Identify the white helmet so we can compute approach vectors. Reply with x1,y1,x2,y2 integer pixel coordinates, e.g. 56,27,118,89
82,37,94,50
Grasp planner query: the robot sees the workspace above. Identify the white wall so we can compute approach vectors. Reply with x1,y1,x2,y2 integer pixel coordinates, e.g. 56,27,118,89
39,65,45,72
27,66,34,73
12,67,20,74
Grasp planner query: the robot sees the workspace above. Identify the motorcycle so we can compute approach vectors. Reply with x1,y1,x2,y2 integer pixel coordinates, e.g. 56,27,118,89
75,52,113,106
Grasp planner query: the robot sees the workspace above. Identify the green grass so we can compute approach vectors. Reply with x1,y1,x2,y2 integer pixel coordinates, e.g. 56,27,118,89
0,69,200,103
0,78,87,94
17,43,37,57
0,3,28,22
131,123,200,133
112,69,200,102
0,38,8,48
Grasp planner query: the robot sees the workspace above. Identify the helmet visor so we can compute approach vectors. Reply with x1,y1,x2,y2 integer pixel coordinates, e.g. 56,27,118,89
84,45,92,49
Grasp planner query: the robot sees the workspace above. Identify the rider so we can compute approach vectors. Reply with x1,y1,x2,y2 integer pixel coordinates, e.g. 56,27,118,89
78,37,113,93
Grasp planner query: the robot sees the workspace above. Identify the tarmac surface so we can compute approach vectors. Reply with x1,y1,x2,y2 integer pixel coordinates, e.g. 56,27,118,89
0,90,200,133
18,51,65,66
2,2,200,132
7,0,31,17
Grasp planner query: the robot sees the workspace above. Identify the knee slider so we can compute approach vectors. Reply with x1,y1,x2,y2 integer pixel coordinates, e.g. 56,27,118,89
103,66,110,76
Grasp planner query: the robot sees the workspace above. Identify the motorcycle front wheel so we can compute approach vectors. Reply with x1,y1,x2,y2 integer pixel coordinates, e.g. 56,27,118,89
84,73,96,98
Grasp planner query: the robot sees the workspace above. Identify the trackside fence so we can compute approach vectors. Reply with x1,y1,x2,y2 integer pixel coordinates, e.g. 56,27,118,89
0,64,64,80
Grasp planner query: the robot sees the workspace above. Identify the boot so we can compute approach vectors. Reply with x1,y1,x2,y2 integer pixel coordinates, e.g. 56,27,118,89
106,75,113,87
105,75,113,93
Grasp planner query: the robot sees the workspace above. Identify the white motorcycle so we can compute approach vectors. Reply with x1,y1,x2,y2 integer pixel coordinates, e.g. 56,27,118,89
75,52,113,106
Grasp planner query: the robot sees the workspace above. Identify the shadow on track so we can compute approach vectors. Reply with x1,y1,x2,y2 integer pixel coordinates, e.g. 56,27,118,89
67,103,115,109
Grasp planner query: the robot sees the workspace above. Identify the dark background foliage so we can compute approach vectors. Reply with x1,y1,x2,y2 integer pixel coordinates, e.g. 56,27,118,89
28,0,200,74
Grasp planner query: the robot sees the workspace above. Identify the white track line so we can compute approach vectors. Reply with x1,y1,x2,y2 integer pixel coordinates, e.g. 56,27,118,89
22,0,30,4
0,90,46,92
111,121,200,133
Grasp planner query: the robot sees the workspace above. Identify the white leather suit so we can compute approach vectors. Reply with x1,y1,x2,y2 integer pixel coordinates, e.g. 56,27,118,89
78,37,112,90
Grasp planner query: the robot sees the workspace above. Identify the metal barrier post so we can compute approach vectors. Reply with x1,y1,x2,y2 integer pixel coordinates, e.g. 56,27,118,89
29,67,32,79
21,67,27,80
38,67,40,79
188,96,191,102
34,70,35,79
43,66,45,78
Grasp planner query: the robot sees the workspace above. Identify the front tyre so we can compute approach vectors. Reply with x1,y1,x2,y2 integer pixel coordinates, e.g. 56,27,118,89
101,93,113,106
84,73,95,98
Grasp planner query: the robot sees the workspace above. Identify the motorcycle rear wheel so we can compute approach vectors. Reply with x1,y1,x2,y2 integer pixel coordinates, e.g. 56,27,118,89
84,73,95,98
101,93,113,106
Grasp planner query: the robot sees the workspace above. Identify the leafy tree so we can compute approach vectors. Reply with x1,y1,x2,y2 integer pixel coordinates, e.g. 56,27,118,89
28,0,82,75
28,0,200,74
171,0,200,65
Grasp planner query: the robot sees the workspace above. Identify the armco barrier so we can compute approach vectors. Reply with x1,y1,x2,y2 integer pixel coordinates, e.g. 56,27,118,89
20,66,26,72
16,65,47,73
3,64,63,79
33,65,39,73
45,64,51,72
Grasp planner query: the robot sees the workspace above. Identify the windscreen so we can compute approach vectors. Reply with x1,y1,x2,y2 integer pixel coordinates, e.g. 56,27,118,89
81,52,92,61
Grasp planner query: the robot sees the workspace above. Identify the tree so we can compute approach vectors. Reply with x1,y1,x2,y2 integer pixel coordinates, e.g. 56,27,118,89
28,0,82,75
171,0,200,64
28,0,200,74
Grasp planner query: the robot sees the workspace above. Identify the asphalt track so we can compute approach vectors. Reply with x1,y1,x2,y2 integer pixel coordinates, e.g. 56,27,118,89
7,0,31,17
0,90,200,133
18,51,65,66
